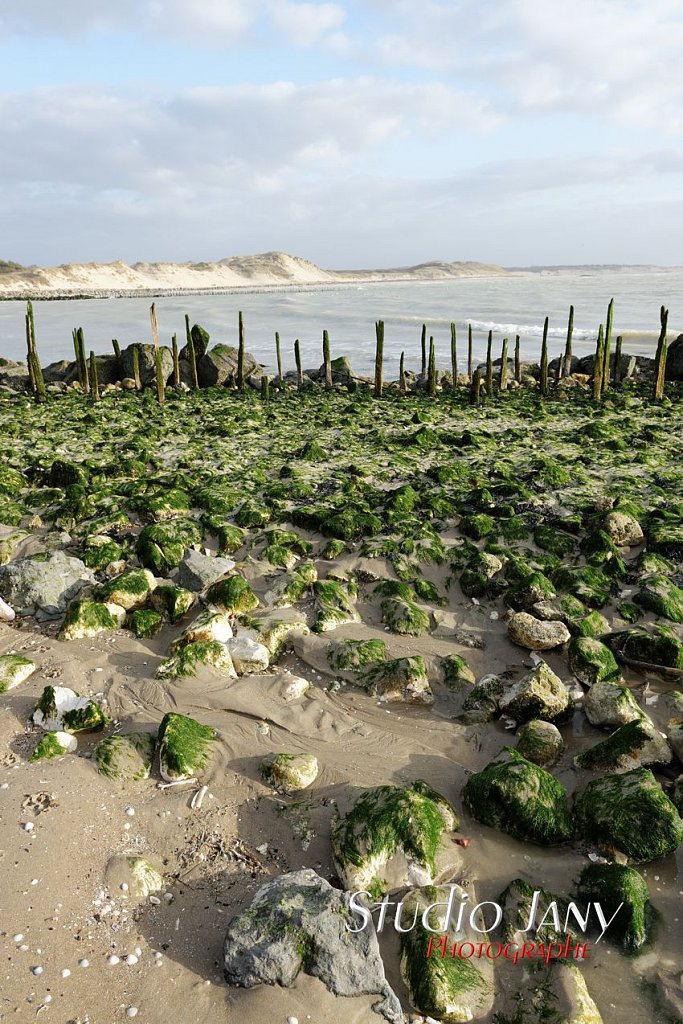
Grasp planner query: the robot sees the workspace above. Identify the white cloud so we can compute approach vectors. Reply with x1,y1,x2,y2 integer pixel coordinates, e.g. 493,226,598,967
269,1,346,47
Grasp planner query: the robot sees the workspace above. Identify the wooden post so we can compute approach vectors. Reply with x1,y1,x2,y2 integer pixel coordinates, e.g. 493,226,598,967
592,325,604,400
601,298,614,395
90,351,100,402
25,303,36,393
450,322,457,389
485,330,493,396
275,331,283,380
374,320,384,398
613,335,623,385
653,306,668,400
428,336,436,397
562,305,574,377
470,368,482,405
77,328,89,394
25,304,45,403
112,338,122,378
514,334,521,383
237,311,245,391
420,323,427,379
540,316,549,397
132,343,141,392
261,374,270,402
322,329,332,388
399,351,407,394
150,302,159,350
171,333,180,388
154,348,165,404
295,339,303,388
467,323,473,381
500,337,508,391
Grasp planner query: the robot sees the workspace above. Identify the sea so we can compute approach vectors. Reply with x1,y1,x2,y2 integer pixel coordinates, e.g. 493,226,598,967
1,267,681,378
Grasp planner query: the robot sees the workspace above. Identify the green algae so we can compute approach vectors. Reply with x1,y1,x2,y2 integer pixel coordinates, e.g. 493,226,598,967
576,863,652,951
157,711,215,780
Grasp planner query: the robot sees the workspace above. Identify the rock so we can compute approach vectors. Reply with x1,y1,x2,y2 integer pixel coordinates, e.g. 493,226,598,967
95,732,156,781
332,781,459,893
156,640,237,680
498,878,571,945
516,719,564,766
568,637,621,686
204,574,259,615
654,965,683,1023
575,717,672,773
377,580,429,636
400,883,494,1022
669,721,683,761
179,323,210,362
94,568,157,611
157,712,215,781
260,752,319,792
508,962,603,1024
357,655,433,705
136,520,202,575
574,767,683,862
278,674,311,701
265,561,318,608
0,550,94,618
665,333,683,381
584,680,644,728
603,626,683,670
225,635,270,674
461,674,505,724
634,574,683,623
30,731,78,760
441,653,476,690
505,571,557,611
551,565,612,609
172,608,233,648
58,599,126,640
317,354,355,384
127,608,163,638
602,510,644,546
0,654,36,692
197,344,260,388
149,584,196,623
121,344,173,387
176,549,235,591
328,637,387,674
259,618,310,659
463,748,573,846
105,855,163,899
499,662,572,724
507,612,571,650
312,579,360,632
0,595,15,621
671,775,683,814
576,863,652,950
32,685,107,733
223,869,402,1024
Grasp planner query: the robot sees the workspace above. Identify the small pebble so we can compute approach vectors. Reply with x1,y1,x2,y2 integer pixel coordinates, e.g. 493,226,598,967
149,895,161,905
13,933,23,942
125,806,135,817
288,1017,299,1024
61,968,71,978
126,1009,138,1019
107,955,120,966
0,782,9,789
22,822,34,832
19,945,29,952
134,946,142,957
79,958,90,968
125,954,139,965
120,883,129,892
31,966,43,976
43,995,52,1004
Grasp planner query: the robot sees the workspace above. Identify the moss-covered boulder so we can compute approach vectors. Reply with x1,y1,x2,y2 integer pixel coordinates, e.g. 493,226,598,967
127,608,163,638
568,636,621,687
265,562,318,608
312,579,360,632
574,767,683,862
574,718,671,773
551,565,612,609
516,719,564,767
173,607,233,649
499,662,572,724
505,962,603,1024
258,618,309,659
332,781,459,895
328,638,387,674
463,748,573,846
461,674,505,724
507,612,570,651
441,654,476,691
357,656,434,705
576,863,652,951
603,510,644,547
150,584,196,623
634,575,683,623
157,711,215,781
0,654,36,692
81,535,124,570
204,574,259,615
136,520,202,574
498,877,571,945
603,626,683,670
584,680,644,728
94,568,156,611
95,731,156,781
505,571,557,612
157,639,237,679
58,599,125,641
30,730,78,760
32,685,107,733
377,580,430,636
568,609,610,639
260,752,319,793
400,884,494,1023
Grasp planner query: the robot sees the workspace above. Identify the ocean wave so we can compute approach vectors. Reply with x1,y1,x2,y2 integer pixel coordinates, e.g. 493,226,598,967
465,319,594,340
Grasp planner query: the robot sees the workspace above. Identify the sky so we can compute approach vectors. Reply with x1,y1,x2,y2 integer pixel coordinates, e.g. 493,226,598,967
1,0,682,268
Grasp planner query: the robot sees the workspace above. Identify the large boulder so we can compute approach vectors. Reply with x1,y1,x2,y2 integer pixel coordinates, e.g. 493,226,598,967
356,655,434,705
576,863,652,951
176,549,235,591
584,680,644,728
0,550,94,618
197,344,260,388
157,712,215,781
498,661,572,724
568,637,621,686
223,869,402,1023
507,612,571,650
121,343,173,386
574,717,672,773
516,719,564,766
260,752,319,793
665,333,683,381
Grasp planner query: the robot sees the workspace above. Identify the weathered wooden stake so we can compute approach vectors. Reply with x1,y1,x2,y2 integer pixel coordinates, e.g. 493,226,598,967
562,305,574,377
399,351,407,394
450,322,457,389
470,368,482,405
275,331,283,380
26,303,36,392
374,320,384,398
613,335,623,385
237,311,245,391
653,306,669,400
112,339,122,377
592,325,604,400
428,336,436,397
132,344,141,392
601,298,614,395
514,334,521,383
500,338,509,391
295,339,303,388
154,349,165,404
467,324,473,380
261,374,270,402
421,324,427,379
485,330,493,396
184,314,198,389
76,327,89,394
322,329,332,388
540,316,549,397
171,334,180,388
89,351,100,402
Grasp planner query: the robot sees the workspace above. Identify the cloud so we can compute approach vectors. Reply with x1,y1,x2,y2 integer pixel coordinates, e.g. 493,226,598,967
269,1,347,47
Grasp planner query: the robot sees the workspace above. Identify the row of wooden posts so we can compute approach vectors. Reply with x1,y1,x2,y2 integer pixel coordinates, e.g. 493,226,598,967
23,297,670,405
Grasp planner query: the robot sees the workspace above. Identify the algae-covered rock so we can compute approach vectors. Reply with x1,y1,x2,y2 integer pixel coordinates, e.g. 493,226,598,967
258,618,309,659
400,884,494,1023
176,548,236,591
516,719,564,766
506,962,603,1024
584,680,644,728
127,608,163,638
312,578,360,632
463,748,573,846
0,654,36,693
157,711,215,781
32,685,107,733
94,568,156,611
95,731,156,781
604,625,683,670
332,781,459,894
376,580,430,636
574,767,683,862
461,674,505,724
603,510,644,547
498,877,571,944
173,607,233,648
505,571,557,612
266,562,318,608
80,535,124,571
150,583,196,623
204,574,259,615
328,638,387,673
568,636,621,686
136,520,202,574
225,635,270,674
357,655,434,705
574,717,671,773
568,610,610,638
156,639,237,680
260,752,319,793
58,599,126,641
634,574,683,623
671,775,683,814
499,662,572,724
105,855,163,900
551,565,612,609
223,869,403,1024
0,550,94,618
507,612,570,651
30,730,78,760
441,654,476,690
576,863,652,951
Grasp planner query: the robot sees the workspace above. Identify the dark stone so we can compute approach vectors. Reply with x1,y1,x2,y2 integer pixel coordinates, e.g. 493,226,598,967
197,344,260,388
121,344,174,386
665,334,683,381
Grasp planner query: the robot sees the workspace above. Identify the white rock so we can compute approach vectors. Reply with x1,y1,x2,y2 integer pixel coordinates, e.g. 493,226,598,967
32,686,99,732
225,636,270,675
0,596,15,622
280,675,310,702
